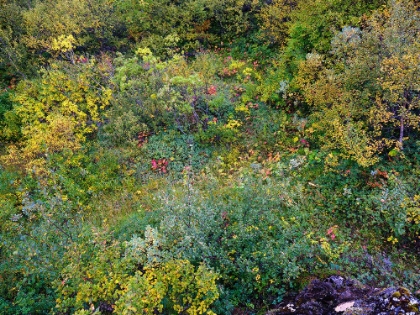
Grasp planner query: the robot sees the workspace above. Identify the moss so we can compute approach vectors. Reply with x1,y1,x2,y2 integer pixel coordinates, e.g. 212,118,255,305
406,304,418,312
397,287,411,297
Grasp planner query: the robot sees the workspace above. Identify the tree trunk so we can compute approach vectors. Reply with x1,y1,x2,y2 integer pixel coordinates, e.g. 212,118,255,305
399,116,404,150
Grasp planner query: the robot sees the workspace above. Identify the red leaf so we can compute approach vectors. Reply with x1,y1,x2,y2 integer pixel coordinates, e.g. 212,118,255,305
151,159,158,170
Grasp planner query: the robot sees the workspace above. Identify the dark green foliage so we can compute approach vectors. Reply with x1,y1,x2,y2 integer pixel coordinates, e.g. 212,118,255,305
228,31,276,66
0,90,21,142
142,132,212,173
0,90,12,123
0,169,83,314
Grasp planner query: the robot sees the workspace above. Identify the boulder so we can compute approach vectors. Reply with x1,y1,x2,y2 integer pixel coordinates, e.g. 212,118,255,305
267,276,419,315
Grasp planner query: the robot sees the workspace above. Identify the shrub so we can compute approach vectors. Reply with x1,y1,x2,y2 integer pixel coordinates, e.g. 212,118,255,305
56,226,219,315
116,259,219,315
154,171,340,311
5,60,111,169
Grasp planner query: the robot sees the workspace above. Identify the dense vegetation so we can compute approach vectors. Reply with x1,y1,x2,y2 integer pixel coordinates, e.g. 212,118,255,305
0,0,419,314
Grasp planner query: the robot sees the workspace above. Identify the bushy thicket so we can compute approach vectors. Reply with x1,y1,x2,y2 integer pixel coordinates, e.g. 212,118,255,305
0,0,419,314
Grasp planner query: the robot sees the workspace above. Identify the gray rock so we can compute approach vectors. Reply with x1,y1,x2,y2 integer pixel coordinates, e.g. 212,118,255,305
266,277,420,315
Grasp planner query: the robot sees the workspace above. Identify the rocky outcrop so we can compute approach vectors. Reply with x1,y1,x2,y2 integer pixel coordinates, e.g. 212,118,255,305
267,276,420,315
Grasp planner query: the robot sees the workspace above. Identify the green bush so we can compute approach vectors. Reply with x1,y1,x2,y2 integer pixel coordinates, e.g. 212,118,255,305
154,171,344,311
0,167,83,315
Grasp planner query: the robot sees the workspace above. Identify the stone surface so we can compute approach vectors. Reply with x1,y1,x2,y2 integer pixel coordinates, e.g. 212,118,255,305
335,301,355,312
267,276,420,315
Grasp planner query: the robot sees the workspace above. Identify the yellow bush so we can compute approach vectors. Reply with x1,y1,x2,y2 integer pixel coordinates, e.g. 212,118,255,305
116,260,219,315
8,61,111,167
